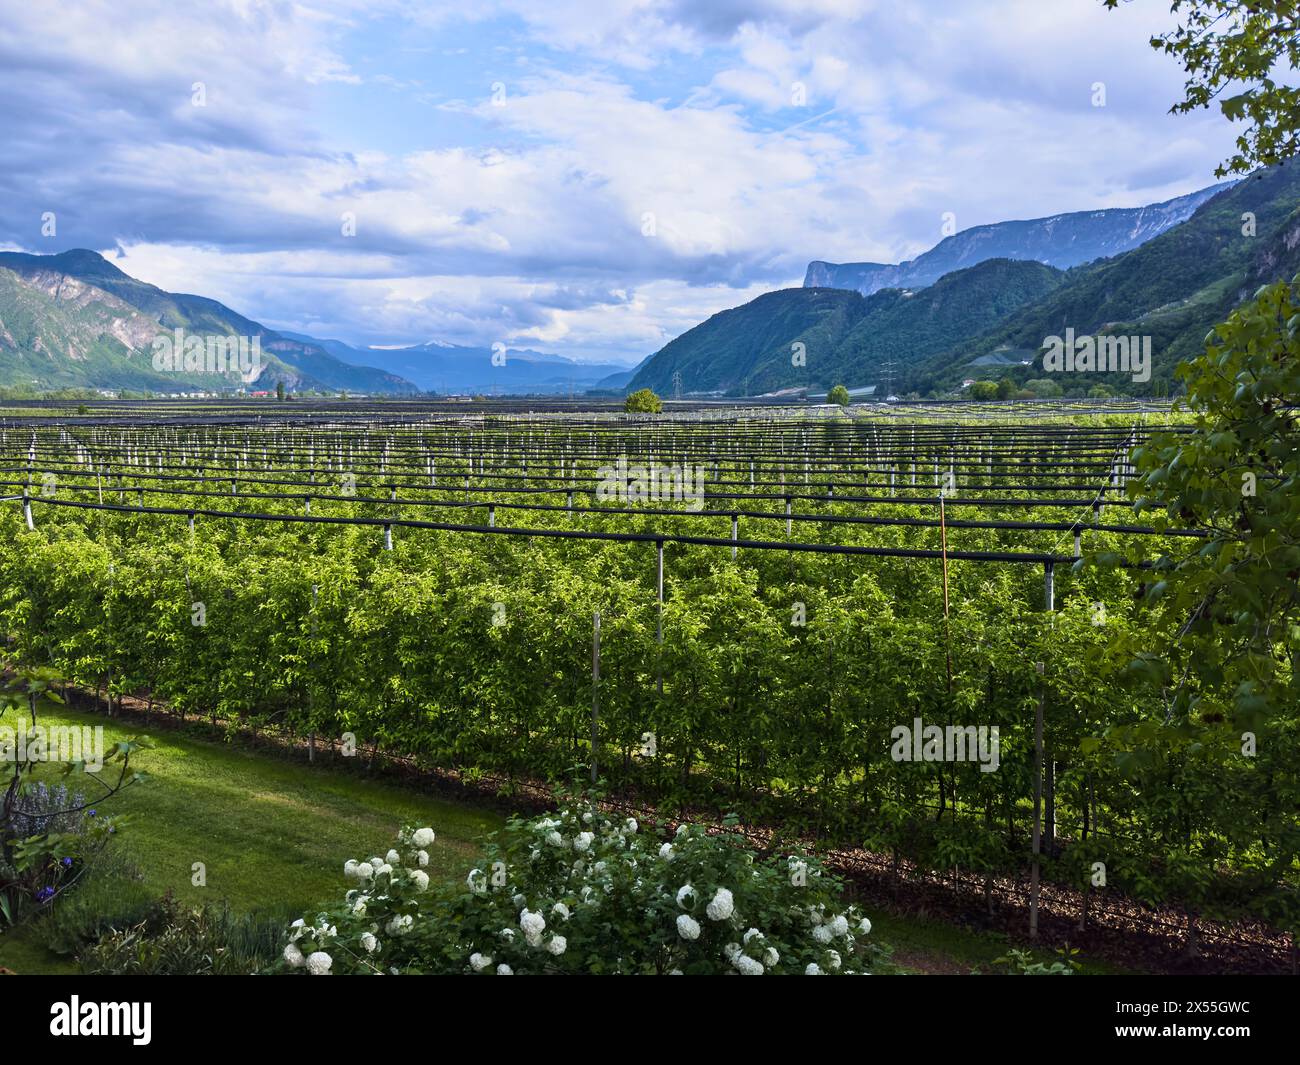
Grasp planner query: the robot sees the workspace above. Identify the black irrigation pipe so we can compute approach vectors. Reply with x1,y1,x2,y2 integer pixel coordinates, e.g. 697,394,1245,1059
20,496,1092,566
0,466,1141,510
4,478,1210,539
13,494,1162,567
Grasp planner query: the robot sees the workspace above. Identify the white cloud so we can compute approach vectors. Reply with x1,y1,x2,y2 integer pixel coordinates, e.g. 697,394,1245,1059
0,0,1243,366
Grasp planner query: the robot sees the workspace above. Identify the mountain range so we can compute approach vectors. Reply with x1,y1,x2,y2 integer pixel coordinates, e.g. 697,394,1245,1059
627,258,1063,396
630,166,1300,397
5,167,1296,399
803,183,1226,296
0,250,415,394
279,332,631,395
0,251,631,395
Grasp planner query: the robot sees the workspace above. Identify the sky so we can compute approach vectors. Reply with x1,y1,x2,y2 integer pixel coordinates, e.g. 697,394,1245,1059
0,0,1242,365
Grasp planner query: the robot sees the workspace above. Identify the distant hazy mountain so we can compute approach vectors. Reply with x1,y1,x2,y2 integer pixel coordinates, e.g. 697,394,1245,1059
628,257,1063,396
804,183,1227,296
282,332,633,394
0,250,417,393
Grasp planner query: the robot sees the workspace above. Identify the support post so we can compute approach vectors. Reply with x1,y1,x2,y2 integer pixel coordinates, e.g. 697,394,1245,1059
656,540,664,697
590,610,600,783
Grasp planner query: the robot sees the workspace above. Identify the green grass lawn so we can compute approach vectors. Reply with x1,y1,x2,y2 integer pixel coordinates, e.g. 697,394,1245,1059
868,909,1137,976
0,704,504,973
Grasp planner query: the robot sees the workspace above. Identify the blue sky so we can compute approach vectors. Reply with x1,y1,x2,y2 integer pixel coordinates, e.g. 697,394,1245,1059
0,0,1242,365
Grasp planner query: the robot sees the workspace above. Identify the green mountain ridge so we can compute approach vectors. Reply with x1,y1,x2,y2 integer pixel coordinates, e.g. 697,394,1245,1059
0,250,418,394
630,165,1300,398
628,258,1064,395
911,164,1300,393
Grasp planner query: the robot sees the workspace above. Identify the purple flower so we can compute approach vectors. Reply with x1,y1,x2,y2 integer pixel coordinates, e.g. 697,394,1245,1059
36,886,56,901
88,809,97,817
61,857,73,867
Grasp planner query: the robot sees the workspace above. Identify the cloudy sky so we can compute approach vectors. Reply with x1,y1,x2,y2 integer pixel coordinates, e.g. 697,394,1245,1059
0,0,1239,365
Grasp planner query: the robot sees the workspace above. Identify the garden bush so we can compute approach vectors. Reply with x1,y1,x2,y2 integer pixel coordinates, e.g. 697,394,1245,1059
278,798,880,975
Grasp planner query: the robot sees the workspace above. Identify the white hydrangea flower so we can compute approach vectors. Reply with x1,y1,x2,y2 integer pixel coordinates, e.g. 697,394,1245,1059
812,924,834,944
496,964,513,976
416,850,429,867
386,849,401,865
351,897,367,916
501,928,516,940
574,832,594,852
375,863,393,878
469,952,493,972
705,887,734,921
623,818,638,834
343,860,359,879
306,951,332,975
355,862,373,880
385,915,413,936
467,869,487,894
593,861,607,875
289,918,306,942
829,914,849,937
676,884,696,908
582,811,593,824
723,942,742,962
676,914,701,941
675,823,688,837
545,830,564,847
552,902,570,921
763,947,779,966
410,869,429,892
805,963,824,975
283,942,305,967
743,928,762,943
735,954,764,976
411,827,435,848
546,935,567,956
827,949,842,970
360,933,379,954
520,910,546,937
858,917,872,935
659,843,675,860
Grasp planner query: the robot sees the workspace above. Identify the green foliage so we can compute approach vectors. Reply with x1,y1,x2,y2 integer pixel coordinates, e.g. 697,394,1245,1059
1119,274,1299,732
278,801,878,975
80,894,292,975
994,945,1081,975
1106,0,1300,177
827,384,851,406
31,849,153,956
968,381,999,401
624,388,663,414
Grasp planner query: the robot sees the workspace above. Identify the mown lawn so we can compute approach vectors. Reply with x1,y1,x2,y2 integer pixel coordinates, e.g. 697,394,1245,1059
0,704,505,973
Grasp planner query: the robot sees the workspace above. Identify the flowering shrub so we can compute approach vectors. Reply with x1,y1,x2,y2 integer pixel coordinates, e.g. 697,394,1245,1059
278,802,878,975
